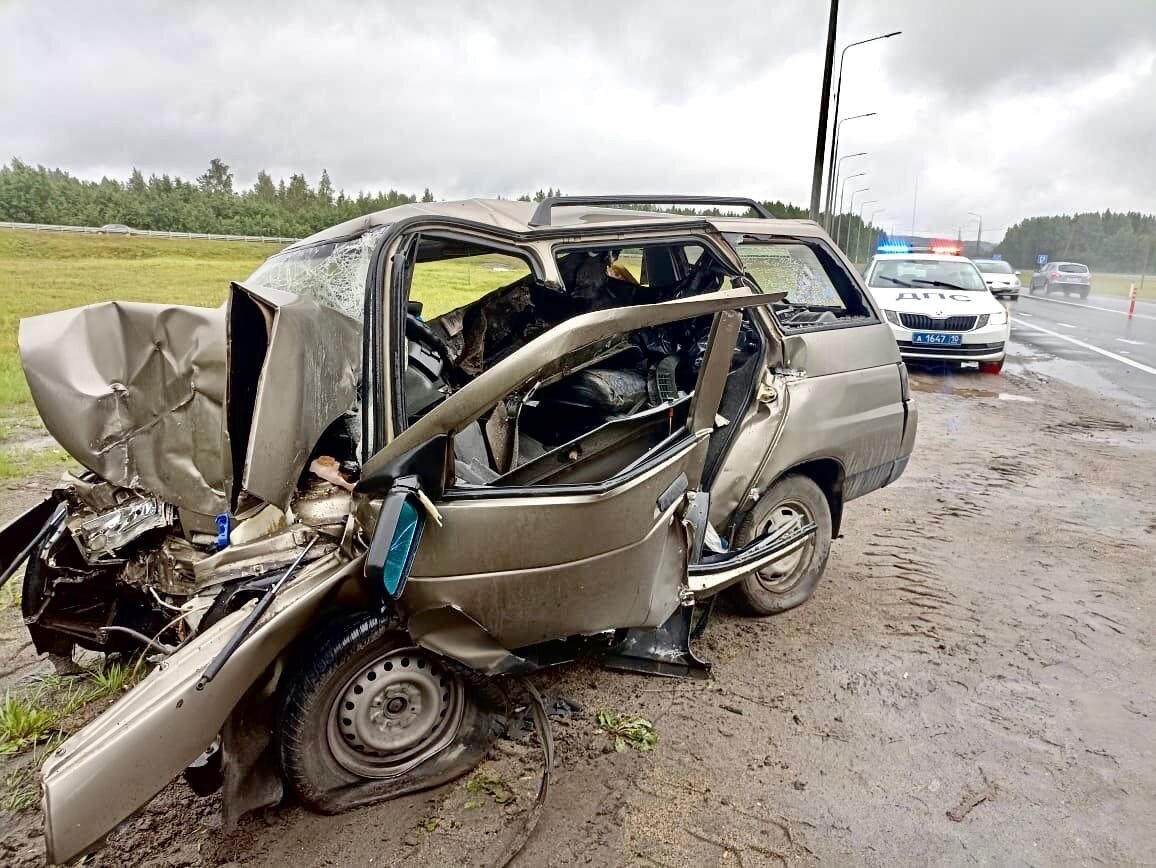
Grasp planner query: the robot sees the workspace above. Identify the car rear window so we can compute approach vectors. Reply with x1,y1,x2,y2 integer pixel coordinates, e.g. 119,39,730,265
1058,263,1089,273
975,260,1014,274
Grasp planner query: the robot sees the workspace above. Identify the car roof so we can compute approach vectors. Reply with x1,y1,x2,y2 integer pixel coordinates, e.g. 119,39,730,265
284,198,828,251
870,253,974,262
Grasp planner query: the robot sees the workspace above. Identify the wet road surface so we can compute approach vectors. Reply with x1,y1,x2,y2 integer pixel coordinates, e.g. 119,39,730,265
1011,292,1156,412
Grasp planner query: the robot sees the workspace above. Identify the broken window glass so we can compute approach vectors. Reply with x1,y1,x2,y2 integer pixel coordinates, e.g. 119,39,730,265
248,226,388,321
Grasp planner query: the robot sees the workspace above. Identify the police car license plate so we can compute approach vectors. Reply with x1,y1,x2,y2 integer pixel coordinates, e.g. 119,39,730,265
912,332,963,346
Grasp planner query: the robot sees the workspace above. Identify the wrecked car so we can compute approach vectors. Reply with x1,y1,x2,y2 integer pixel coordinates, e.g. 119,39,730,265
0,195,916,862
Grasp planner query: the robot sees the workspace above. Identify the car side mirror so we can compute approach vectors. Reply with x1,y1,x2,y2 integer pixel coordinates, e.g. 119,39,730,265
364,476,427,600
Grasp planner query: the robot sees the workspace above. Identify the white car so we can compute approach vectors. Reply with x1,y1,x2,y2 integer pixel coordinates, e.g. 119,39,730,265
972,258,1021,302
863,250,1010,374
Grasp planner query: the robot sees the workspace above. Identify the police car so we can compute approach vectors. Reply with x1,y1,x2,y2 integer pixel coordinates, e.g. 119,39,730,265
863,242,1010,374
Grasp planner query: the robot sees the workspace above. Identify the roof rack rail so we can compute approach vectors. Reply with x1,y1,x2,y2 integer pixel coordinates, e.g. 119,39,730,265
527,195,773,227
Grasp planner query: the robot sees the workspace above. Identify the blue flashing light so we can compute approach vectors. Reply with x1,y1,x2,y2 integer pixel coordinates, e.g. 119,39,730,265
877,240,911,254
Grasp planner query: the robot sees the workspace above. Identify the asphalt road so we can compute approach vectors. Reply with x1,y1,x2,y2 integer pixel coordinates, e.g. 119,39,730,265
1009,291,1156,414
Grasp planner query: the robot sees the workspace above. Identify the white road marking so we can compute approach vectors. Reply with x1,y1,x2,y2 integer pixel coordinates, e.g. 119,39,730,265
1021,293,1156,321
1011,318,1156,376
1056,322,1076,329
1116,338,1146,346
1017,311,1033,317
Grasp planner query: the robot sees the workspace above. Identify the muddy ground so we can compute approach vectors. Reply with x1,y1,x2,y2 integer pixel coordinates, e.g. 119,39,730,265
3,361,1155,866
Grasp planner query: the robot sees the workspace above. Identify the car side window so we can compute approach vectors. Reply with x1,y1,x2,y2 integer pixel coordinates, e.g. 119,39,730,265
733,239,875,332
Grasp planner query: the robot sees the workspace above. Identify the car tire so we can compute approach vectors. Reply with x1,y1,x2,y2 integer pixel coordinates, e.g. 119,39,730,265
979,359,1004,375
1080,289,1089,299
728,475,833,617
279,612,502,814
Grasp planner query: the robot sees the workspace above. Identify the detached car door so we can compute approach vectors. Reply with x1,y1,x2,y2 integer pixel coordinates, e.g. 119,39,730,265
358,289,779,653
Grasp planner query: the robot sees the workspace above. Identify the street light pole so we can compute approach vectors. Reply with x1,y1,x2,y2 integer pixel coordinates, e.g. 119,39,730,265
835,171,866,248
826,112,879,220
853,199,877,262
826,150,867,230
968,211,983,257
844,187,870,251
809,0,840,221
824,30,901,218
867,207,886,254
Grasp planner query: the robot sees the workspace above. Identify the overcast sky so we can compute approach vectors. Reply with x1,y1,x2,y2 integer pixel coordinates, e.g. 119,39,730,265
2,1,1154,240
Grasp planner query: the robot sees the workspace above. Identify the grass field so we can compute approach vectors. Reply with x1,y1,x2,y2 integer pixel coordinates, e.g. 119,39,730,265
1016,270,1152,299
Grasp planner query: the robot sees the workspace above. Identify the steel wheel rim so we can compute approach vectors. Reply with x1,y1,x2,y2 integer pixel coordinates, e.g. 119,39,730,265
753,499,815,593
326,644,464,779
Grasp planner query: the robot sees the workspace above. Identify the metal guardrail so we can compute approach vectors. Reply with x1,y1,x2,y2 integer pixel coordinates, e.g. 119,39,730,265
0,221,299,244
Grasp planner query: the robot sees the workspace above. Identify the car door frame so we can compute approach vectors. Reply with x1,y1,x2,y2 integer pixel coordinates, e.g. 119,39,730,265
359,223,784,660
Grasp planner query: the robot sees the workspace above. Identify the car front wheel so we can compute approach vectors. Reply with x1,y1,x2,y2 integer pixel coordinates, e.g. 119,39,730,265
279,612,502,813
728,475,833,617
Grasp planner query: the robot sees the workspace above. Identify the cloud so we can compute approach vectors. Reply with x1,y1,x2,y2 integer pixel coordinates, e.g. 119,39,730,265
1,0,1154,238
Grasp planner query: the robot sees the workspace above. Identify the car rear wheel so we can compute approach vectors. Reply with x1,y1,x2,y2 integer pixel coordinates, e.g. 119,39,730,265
279,612,502,813
728,475,833,617
1080,289,1089,299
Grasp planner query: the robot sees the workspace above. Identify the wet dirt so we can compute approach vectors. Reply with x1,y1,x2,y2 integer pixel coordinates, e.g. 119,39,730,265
3,362,1156,865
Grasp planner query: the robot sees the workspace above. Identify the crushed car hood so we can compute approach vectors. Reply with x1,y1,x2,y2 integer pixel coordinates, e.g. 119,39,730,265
20,302,231,517
19,284,361,521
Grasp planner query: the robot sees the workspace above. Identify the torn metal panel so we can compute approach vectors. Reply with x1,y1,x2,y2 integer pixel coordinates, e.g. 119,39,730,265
40,553,362,866
19,302,230,518
228,282,362,512
192,526,332,588
72,496,174,562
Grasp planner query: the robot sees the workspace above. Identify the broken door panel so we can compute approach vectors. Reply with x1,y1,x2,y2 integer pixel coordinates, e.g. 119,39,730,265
361,292,777,657
228,282,362,511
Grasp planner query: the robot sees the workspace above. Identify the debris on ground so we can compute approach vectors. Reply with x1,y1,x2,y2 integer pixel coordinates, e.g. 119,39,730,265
595,710,658,752
947,769,997,822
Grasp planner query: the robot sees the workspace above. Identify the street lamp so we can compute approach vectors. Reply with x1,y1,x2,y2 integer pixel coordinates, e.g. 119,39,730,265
844,187,870,250
826,150,867,230
835,171,866,246
864,206,885,255
824,30,902,216
825,113,878,221
851,201,878,261
968,211,983,256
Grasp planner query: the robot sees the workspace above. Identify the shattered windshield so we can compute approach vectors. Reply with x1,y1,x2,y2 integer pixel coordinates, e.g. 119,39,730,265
247,226,388,321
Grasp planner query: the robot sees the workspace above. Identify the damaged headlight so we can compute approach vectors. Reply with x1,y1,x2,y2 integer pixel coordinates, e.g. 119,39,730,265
73,497,175,561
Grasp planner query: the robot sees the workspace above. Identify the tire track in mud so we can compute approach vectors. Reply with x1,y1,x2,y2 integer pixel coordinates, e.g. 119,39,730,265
860,452,1044,644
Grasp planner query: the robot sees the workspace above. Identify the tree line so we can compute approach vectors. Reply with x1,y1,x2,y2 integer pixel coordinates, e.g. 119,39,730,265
997,212,1155,273
0,158,821,242
0,158,430,238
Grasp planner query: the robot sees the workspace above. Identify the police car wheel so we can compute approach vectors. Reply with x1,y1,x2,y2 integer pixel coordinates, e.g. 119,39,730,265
729,475,832,617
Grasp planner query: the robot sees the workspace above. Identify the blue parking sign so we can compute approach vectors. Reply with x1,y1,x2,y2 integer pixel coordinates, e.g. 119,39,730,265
1036,253,1048,266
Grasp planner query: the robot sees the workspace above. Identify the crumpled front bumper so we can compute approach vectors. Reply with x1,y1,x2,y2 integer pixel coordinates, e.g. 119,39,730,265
40,553,360,865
